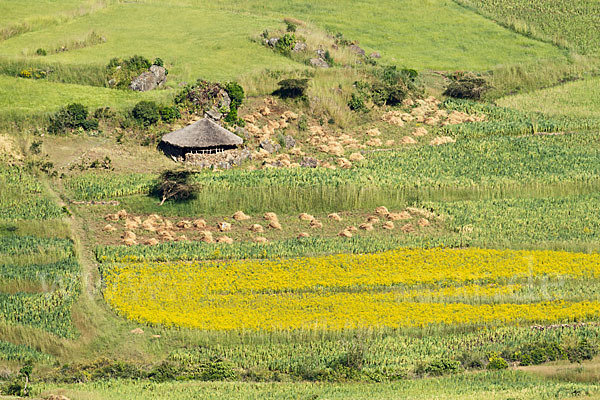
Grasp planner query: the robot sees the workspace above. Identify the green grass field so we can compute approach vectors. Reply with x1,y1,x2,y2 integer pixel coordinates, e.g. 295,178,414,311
2,0,600,398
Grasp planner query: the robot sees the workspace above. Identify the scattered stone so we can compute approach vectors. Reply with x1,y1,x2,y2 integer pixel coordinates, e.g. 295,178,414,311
293,42,307,52
260,139,281,154
283,135,296,148
301,157,318,168
310,58,329,68
348,44,366,56
129,65,167,92
205,108,222,121
268,37,280,47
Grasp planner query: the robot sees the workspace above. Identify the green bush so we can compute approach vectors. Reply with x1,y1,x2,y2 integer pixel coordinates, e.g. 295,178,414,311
276,33,297,55
174,79,223,114
153,57,164,67
132,101,160,126
93,107,115,120
225,82,245,110
348,92,367,112
417,358,461,376
48,103,94,134
159,106,181,123
566,339,598,363
35,48,47,56
487,355,508,370
201,358,237,381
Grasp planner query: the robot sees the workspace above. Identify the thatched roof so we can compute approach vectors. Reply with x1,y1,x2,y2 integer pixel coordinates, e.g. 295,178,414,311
161,118,243,148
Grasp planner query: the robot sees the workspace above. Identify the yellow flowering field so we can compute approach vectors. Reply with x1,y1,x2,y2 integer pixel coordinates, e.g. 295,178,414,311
102,248,600,331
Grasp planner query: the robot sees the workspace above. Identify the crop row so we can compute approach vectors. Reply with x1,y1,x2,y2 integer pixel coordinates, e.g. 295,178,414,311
96,192,600,263
66,131,600,211
0,340,52,362
0,236,79,338
102,248,600,331
0,165,63,220
441,99,600,138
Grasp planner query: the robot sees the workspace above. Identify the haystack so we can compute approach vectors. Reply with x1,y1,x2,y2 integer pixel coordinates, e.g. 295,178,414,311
176,220,192,229
145,238,159,246
218,222,232,232
249,224,264,233
117,209,129,219
388,211,411,221
366,216,380,223
338,229,353,238
382,221,395,230
125,219,139,230
418,218,430,227
217,236,234,244
310,219,323,229
122,231,137,240
264,212,278,222
193,219,207,228
299,213,315,221
348,152,365,162
401,223,415,233
254,236,268,243
102,224,117,232
233,211,251,221
123,238,137,246
328,213,342,222
104,213,119,222
297,232,310,239
346,226,358,233
268,220,282,230
199,231,214,243
430,136,456,146
375,206,389,216
359,223,373,231
400,136,417,145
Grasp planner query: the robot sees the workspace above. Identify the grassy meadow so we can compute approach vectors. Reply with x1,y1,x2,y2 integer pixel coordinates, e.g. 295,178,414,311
2,0,600,398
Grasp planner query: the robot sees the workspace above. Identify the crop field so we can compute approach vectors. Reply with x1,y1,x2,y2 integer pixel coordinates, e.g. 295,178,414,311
0,236,79,338
454,0,600,54
33,371,600,400
101,248,600,331
0,165,64,220
3,0,600,398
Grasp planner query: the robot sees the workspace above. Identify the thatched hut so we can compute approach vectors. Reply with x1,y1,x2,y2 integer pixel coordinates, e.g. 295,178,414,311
159,118,243,158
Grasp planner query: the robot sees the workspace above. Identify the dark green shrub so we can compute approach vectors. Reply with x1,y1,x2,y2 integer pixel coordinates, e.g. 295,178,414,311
153,57,164,67
153,170,200,205
80,119,99,131
48,103,90,134
417,358,461,376
149,361,180,382
566,339,597,363
276,33,297,54
348,93,367,112
298,115,308,131
132,100,160,126
201,358,237,381
93,107,115,120
273,78,309,99
487,355,508,370
90,361,143,380
35,48,47,56
225,82,245,110
160,106,181,123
